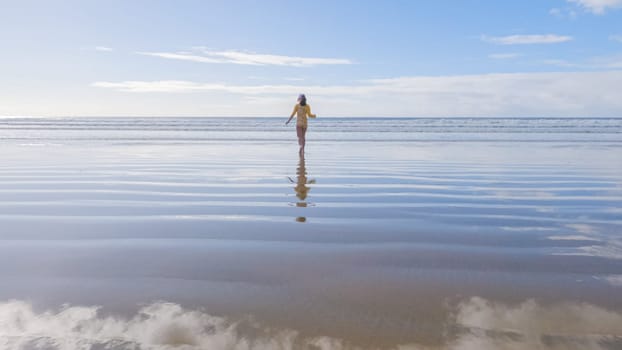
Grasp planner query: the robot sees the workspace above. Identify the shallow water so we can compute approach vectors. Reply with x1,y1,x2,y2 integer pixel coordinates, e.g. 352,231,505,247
0,117,621,349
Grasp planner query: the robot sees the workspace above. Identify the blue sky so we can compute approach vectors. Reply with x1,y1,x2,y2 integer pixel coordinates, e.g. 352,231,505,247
1,0,621,117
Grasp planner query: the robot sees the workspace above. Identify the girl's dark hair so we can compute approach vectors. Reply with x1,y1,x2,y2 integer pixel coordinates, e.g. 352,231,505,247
298,94,307,106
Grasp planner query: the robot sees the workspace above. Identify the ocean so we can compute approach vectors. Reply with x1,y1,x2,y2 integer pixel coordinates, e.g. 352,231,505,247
0,117,621,349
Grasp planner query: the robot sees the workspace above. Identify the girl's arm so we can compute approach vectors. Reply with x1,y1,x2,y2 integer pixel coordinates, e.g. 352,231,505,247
285,105,297,125
307,105,317,118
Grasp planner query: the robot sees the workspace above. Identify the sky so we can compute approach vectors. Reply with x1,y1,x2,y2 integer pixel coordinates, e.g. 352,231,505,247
1,0,621,117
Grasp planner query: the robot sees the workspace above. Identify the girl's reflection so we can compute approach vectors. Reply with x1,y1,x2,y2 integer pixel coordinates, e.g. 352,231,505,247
288,154,316,222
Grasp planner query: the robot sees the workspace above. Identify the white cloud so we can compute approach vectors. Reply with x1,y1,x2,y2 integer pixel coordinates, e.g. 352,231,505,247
568,0,622,14
544,54,622,69
137,51,221,63
94,46,113,52
550,7,578,19
488,53,521,59
137,47,352,67
542,59,583,68
592,54,622,68
92,80,299,94
92,71,622,117
482,34,573,45
611,34,622,42
92,70,622,117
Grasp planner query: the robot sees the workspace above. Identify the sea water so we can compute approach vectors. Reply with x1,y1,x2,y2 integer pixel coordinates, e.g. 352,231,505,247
0,117,621,349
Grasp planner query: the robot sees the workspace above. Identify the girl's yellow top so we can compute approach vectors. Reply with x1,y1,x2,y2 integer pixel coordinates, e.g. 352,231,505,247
292,104,316,128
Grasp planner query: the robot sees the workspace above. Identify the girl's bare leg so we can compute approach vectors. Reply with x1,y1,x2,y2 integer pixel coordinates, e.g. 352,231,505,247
297,126,307,155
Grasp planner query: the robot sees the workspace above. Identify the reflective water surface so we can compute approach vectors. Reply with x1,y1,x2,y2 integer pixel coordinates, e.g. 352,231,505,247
0,117,621,349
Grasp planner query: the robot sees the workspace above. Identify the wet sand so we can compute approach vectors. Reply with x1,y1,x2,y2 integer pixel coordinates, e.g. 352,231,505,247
1,118,622,349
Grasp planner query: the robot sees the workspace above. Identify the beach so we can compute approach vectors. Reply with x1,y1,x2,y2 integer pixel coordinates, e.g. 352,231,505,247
1,117,621,349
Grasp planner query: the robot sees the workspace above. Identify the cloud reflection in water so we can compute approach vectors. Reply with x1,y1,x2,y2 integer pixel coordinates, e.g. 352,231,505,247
1,297,620,350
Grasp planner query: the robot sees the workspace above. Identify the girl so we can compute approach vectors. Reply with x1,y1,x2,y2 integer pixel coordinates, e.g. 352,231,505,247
286,94,316,155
